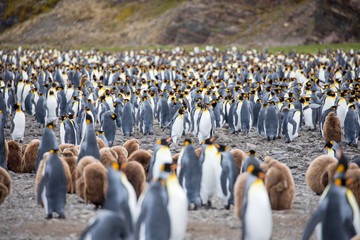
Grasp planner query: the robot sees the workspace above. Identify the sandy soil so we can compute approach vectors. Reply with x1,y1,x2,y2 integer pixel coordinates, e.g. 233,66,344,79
0,114,359,240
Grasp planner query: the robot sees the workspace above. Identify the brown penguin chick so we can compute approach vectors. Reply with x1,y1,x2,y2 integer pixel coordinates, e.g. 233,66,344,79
6,140,23,173
22,139,40,173
121,161,146,199
62,149,77,194
64,145,79,156
261,156,295,210
123,139,139,156
231,149,246,174
0,167,11,205
97,137,107,150
80,74,89,87
147,150,153,156
59,144,71,152
195,147,202,159
127,150,152,176
75,156,98,199
111,146,128,164
21,144,28,156
61,158,72,193
234,172,248,218
35,152,49,193
305,155,337,195
323,112,342,143
99,148,118,167
83,162,108,207
172,153,180,165
4,141,8,164
76,156,98,181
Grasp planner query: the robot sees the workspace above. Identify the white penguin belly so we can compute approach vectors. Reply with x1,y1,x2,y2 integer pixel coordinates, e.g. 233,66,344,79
244,182,272,240
199,110,212,143
12,112,25,141
153,148,172,180
171,116,184,144
303,108,314,129
60,122,65,145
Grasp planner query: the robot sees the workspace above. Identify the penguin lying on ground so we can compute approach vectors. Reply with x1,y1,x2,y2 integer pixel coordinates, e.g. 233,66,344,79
261,156,295,210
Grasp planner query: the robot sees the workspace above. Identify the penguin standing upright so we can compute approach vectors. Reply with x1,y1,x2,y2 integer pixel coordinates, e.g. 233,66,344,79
24,89,36,116
257,103,267,136
177,139,202,209
241,164,272,240
35,93,47,128
157,94,170,128
170,108,190,144
103,164,136,232
197,104,216,144
281,107,301,143
135,179,171,240
37,149,67,219
36,122,59,171
217,144,238,208
46,90,58,125
302,96,320,130
344,104,360,146
121,99,135,136
264,102,280,141
11,103,25,143
78,114,100,163
302,151,360,240
101,111,117,147
148,138,172,182
0,110,7,170
139,96,153,135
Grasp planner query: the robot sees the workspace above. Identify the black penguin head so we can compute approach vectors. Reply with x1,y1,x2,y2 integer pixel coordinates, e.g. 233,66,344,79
97,131,104,136
157,137,172,146
111,113,117,120
49,90,54,96
248,150,257,156
46,122,55,130
49,149,60,155
177,108,185,115
349,104,356,110
14,103,20,111
160,163,176,173
86,114,93,124
333,148,349,186
330,105,338,111
323,140,335,151
202,136,217,145
247,164,265,179
184,139,192,146
216,144,228,152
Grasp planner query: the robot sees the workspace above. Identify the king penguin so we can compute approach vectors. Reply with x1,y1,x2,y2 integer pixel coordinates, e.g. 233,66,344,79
170,108,190,144
281,107,301,143
344,104,360,146
37,149,67,219
148,137,172,182
35,93,47,128
242,164,272,240
197,104,216,144
11,103,26,143
36,122,59,172
46,90,58,125
121,99,135,136
80,209,132,240
78,114,100,164
264,101,280,141
240,150,261,173
101,110,117,147
135,178,171,240
302,150,360,240
0,110,7,170
103,163,137,233
177,139,202,209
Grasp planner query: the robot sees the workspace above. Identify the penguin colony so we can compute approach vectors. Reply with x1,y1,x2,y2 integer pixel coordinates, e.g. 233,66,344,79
0,46,360,239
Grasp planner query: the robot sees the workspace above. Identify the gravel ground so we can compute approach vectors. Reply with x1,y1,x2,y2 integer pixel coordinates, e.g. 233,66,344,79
0,115,359,240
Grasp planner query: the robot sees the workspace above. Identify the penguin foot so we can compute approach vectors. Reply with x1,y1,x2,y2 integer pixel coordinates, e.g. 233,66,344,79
94,205,100,210
224,205,230,210
46,214,53,219
58,213,66,219
188,202,197,211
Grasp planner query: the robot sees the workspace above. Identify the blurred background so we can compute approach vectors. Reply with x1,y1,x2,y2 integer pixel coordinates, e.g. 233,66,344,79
0,0,359,49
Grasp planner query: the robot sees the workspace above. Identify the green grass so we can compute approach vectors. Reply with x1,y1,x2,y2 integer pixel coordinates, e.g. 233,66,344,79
1,43,359,54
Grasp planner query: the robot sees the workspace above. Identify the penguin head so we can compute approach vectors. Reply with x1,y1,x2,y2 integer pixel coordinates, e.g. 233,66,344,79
184,139,192,146
247,150,257,156
49,90,54,96
111,113,117,120
349,104,356,110
49,149,60,155
86,114,93,124
177,108,185,115
46,121,55,130
202,136,217,145
97,131,104,136
14,103,21,111
157,137,172,146
333,148,349,186
330,105,338,112
247,164,265,180
216,144,228,152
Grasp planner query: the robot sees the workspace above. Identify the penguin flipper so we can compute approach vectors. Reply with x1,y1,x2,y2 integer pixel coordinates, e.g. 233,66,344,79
220,166,229,196
288,118,298,135
79,218,98,240
302,200,327,240
10,119,14,133
178,164,186,188
37,172,49,205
